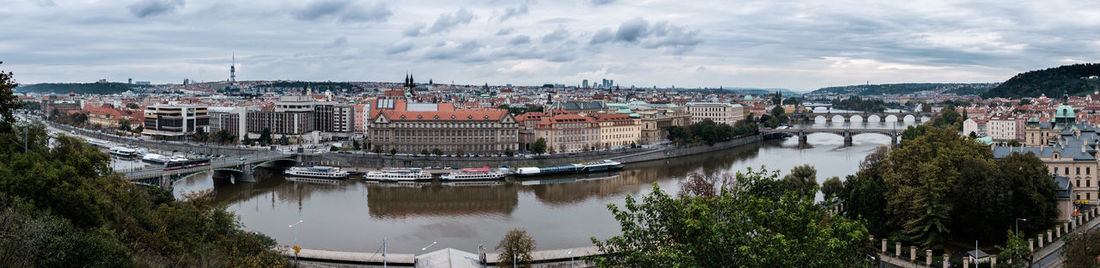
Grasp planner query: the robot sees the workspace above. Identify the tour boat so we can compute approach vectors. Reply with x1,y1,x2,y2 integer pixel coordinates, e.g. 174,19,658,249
109,147,140,158
364,168,432,182
142,153,169,164
514,160,624,177
284,166,350,179
440,167,506,181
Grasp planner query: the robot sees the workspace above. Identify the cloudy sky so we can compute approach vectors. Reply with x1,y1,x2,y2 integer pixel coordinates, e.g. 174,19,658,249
2,0,1099,91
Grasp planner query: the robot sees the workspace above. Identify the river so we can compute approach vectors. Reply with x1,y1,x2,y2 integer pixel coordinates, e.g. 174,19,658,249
119,119,920,253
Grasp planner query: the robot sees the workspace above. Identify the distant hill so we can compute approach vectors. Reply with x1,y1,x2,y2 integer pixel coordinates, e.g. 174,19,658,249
723,87,801,96
15,83,138,95
982,63,1100,98
809,83,998,96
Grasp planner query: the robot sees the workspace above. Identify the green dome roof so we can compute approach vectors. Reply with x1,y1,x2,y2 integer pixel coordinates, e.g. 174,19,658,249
1056,104,1075,119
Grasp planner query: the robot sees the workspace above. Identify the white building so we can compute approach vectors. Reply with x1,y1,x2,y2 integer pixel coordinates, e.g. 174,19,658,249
962,118,986,137
988,116,1023,142
142,105,209,140
686,102,746,125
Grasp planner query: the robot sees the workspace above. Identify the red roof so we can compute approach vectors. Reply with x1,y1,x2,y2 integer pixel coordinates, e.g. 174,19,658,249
372,99,509,122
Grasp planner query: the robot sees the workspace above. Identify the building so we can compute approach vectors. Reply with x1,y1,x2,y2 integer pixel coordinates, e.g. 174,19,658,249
246,111,314,136
208,107,248,141
367,99,518,155
962,118,987,137
41,99,81,119
592,113,641,149
686,102,746,125
987,115,1024,142
141,105,209,140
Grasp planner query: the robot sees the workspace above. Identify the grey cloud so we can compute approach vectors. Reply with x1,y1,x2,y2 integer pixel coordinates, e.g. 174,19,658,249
589,17,702,53
496,28,515,36
425,9,476,35
590,0,614,6
385,42,415,55
423,41,485,61
509,35,532,45
541,26,570,43
36,0,55,7
128,0,184,18
404,24,425,37
326,36,348,48
293,0,391,23
498,2,529,22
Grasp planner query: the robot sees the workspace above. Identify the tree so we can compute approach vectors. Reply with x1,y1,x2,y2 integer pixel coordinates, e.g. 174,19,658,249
431,148,443,156
277,135,290,145
821,176,842,200
1007,139,1022,146
968,131,978,139
213,129,235,144
353,140,361,150
1063,229,1100,268
389,148,397,155
117,119,131,132
997,231,1031,268
455,147,465,157
0,61,19,123
329,145,338,152
531,138,547,155
421,149,429,155
504,148,514,157
372,145,383,154
242,134,253,146
190,127,209,142
258,128,273,145
591,169,871,267
496,229,536,268
782,164,818,197
1019,98,1032,106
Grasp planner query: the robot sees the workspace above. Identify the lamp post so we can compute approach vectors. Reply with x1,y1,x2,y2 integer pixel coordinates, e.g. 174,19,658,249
568,250,573,268
289,219,303,267
1016,218,1027,235
421,241,437,252
382,237,387,268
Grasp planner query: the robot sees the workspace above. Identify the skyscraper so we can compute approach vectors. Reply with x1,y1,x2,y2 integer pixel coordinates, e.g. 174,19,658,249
582,79,589,89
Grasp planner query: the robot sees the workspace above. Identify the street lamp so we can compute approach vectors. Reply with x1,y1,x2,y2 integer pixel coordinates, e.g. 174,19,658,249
568,250,573,268
1016,218,1027,235
289,220,304,267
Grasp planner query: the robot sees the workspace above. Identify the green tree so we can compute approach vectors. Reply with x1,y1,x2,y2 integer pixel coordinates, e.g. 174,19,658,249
389,148,397,155
531,138,547,155
431,148,443,156
125,103,139,109
591,169,871,267
329,145,339,151
783,164,818,197
821,176,842,200
0,61,19,123
258,128,272,145
1063,229,1100,268
242,134,253,146
117,119,131,131
372,145,383,154
213,129,235,144
353,139,361,150
1007,139,1022,146
1019,98,1031,106
997,231,1031,268
277,135,290,145
190,127,209,142
421,149,429,155
496,229,536,268
504,148,514,157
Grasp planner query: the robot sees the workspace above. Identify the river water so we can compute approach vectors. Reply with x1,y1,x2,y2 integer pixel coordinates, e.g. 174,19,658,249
132,119,920,253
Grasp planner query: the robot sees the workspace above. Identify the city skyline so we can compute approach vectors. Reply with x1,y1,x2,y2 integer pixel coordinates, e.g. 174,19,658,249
3,0,1100,91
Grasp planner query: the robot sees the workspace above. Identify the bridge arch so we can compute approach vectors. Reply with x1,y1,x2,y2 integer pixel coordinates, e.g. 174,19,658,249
831,115,846,122
849,115,864,122
903,114,917,122
866,115,882,122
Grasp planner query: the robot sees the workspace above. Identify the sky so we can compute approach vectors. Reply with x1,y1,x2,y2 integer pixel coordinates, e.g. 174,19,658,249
1,0,1099,91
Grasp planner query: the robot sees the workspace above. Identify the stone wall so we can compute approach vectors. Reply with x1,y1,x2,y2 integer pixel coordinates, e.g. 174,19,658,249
298,135,762,169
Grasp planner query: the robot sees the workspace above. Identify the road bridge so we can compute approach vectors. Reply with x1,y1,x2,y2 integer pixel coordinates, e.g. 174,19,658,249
761,128,902,146
124,151,297,189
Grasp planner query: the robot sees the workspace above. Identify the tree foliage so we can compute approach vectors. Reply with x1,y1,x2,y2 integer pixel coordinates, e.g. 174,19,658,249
666,118,757,145
997,231,1031,268
531,138,547,155
496,228,536,268
1063,229,1100,268
783,164,818,197
591,169,871,267
832,96,887,112
821,176,842,200
983,63,1100,98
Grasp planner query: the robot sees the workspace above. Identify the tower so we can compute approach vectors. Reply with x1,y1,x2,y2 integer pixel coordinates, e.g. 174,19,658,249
229,53,237,83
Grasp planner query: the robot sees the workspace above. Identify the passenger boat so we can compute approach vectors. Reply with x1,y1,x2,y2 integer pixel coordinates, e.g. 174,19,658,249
364,168,432,182
514,160,624,177
440,167,506,181
142,153,169,164
283,166,350,179
109,147,140,157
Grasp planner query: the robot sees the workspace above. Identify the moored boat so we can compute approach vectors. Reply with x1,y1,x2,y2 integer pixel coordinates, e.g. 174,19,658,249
364,168,432,182
109,147,141,157
513,160,623,177
440,167,506,181
284,166,350,179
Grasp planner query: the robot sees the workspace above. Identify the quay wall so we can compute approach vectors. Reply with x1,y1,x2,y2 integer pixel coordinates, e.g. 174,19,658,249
298,135,762,169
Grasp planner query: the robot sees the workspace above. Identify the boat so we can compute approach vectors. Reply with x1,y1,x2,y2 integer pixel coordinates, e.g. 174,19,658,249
283,166,350,179
440,167,506,181
109,147,140,157
87,140,111,148
142,153,169,164
514,160,624,177
364,168,432,182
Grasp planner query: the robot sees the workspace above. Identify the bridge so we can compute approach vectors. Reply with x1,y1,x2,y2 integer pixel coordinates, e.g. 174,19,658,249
790,111,938,123
761,128,903,146
124,151,297,189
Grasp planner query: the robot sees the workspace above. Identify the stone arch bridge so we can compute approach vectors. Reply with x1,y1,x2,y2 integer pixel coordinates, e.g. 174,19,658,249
761,128,902,146
789,112,938,123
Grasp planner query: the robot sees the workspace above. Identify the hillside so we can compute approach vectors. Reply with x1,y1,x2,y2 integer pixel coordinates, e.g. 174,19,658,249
16,82,138,95
810,83,997,96
982,63,1100,98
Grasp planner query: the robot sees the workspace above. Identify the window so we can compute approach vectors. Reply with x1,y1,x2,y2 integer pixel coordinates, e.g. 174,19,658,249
1067,167,1071,175
1079,167,1082,175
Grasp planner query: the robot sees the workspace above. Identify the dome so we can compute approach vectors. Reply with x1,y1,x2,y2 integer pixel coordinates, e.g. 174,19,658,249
1056,104,1075,119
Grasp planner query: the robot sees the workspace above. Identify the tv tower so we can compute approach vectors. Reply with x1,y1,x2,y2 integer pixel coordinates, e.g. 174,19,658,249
230,53,237,83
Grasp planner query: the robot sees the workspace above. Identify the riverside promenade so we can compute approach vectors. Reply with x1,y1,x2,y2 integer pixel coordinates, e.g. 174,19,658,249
279,246,599,267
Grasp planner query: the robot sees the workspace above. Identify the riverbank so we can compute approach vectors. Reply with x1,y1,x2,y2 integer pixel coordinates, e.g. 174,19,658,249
296,135,762,169
278,246,599,267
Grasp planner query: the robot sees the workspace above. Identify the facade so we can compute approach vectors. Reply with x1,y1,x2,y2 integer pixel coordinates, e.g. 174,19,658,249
637,105,689,144
246,110,314,136
987,115,1023,142
593,113,641,149
82,104,131,129
42,99,81,119
367,99,518,155
209,107,248,141
962,118,986,137
1001,101,1090,222
141,105,209,140
686,102,746,125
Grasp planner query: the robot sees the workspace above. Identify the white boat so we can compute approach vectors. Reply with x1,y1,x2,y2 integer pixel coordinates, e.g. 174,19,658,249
284,166,350,179
364,168,432,182
142,153,169,164
440,167,506,181
109,147,140,157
